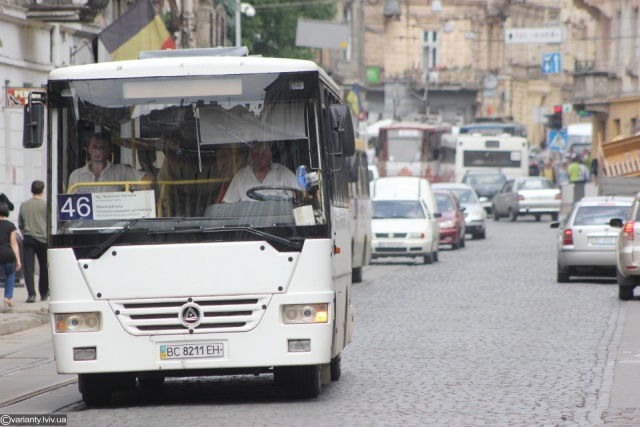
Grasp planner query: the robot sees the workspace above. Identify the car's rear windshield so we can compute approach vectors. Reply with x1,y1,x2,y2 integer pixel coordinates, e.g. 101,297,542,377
373,201,425,219
574,205,631,225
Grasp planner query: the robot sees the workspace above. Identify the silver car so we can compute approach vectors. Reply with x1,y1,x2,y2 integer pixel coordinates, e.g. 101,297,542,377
492,177,561,221
613,193,640,300
432,183,487,239
552,196,633,283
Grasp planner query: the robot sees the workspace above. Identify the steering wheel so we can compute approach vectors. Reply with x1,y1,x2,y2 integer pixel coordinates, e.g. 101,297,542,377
246,185,304,204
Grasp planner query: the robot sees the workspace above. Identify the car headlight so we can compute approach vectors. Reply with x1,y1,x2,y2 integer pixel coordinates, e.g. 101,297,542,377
282,304,329,324
54,312,101,333
406,232,425,239
439,220,456,229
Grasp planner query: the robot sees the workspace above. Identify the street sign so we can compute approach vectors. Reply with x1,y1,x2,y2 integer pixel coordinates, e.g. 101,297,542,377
542,53,561,74
548,130,568,151
505,27,563,44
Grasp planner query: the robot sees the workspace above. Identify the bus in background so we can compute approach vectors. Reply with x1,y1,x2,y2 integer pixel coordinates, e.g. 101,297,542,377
459,119,527,138
22,47,356,405
567,122,593,155
376,121,453,182
347,138,372,283
441,133,530,182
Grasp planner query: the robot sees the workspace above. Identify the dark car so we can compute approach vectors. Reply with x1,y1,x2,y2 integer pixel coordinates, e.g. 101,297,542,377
434,190,466,249
461,170,507,214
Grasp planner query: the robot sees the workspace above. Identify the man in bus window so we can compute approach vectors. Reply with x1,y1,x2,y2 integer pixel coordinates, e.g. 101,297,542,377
68,133,153,194
222,141,300,203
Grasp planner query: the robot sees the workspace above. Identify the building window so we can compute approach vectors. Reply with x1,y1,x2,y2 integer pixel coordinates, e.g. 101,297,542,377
423,31,439,72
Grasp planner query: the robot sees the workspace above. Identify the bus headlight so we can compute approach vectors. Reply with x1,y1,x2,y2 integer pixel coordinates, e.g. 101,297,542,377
55,312,101,333
282,304,328,324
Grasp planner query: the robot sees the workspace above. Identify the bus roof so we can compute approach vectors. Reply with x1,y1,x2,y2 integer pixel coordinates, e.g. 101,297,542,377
48,53,339,93
567,122,592,136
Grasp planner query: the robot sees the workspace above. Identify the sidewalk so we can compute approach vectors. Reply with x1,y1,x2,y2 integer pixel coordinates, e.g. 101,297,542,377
0,282,50,336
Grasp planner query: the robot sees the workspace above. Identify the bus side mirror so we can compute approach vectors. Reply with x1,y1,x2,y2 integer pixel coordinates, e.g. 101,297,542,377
329,104,355,157
23,91,46,149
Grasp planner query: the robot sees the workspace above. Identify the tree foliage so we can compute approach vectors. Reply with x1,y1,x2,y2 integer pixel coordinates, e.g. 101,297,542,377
223,0,336,60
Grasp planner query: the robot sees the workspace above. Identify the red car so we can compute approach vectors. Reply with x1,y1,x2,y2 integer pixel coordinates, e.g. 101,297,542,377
434,190,466,249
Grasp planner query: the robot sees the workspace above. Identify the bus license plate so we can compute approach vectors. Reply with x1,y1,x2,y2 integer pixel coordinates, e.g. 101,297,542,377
160,343,225,360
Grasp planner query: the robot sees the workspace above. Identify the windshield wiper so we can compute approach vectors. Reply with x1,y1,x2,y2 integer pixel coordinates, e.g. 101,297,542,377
204,226,302,250
87,219,143,259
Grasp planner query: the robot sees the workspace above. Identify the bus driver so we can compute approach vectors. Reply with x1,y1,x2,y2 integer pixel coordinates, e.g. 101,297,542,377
68,133,153,194
222,141,300,203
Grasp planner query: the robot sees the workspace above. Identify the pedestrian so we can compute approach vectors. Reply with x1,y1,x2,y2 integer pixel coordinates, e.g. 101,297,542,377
542,159,557,185
19,180,48,303
0,202,21,308
558,161,569,185
568,155,586,183
0,193,14,212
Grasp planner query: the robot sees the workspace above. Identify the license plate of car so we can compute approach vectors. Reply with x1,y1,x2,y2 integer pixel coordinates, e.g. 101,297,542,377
589,236,616,245
159,342,225,360
379,242,403,248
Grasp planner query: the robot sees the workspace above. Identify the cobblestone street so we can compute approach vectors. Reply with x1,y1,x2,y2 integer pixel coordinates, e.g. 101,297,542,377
58,218,639,426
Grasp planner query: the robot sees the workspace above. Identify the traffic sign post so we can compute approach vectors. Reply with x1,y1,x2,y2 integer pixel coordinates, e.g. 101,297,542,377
542,53,562,74
548,130,568,151
504,27,563,44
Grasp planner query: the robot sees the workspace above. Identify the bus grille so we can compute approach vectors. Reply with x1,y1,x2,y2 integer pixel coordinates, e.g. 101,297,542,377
110,295,272,336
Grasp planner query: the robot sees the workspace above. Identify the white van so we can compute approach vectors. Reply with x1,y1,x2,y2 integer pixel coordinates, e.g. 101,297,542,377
370,177,441,264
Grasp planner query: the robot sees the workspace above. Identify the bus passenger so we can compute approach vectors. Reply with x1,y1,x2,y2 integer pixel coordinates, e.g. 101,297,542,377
68,133,153,193
222,141,299,203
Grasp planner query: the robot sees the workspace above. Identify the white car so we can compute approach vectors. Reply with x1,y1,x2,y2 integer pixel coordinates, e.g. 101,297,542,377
371,197,440,264
371,177,441,264
432,183,487,239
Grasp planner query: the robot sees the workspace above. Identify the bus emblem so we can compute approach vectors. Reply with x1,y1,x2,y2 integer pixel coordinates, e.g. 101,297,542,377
179,303,203,328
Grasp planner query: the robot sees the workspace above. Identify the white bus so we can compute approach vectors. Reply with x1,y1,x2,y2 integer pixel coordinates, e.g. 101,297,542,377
23,47,356,405
347,138,372,283
441,134,529,182
567,122,592,155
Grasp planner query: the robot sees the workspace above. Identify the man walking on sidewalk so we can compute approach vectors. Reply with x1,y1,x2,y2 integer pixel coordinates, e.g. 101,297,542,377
19,180,48,303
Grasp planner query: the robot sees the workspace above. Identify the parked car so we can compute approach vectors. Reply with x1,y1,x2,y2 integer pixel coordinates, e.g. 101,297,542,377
611,193,640,300
433,190,466,249
371,177,441,264
461,170,507,214
551,196,633,283
492,177,561,221
432,183,486,239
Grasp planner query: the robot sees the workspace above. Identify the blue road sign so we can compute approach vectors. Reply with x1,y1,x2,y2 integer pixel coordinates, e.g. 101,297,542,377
548,130,568,151
542,53,562,74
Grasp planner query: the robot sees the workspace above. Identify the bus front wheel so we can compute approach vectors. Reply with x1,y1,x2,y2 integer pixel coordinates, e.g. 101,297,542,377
79,373,112,407
290,365,321,398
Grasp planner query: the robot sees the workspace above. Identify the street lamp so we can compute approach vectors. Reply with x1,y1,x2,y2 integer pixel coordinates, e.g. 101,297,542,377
235,1,256,47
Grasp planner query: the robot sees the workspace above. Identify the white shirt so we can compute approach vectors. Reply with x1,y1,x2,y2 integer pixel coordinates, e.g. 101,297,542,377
68,161,147,194
222,162,300,203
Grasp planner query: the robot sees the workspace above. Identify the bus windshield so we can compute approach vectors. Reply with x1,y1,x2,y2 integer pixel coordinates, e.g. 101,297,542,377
387,130,422,162
49,72,328,249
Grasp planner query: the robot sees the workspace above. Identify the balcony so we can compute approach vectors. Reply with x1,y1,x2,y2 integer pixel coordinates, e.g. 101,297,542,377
573,71,621,104
23,0,107,22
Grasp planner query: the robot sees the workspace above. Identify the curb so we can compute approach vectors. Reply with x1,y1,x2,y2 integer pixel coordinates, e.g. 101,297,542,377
0,310,50,336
